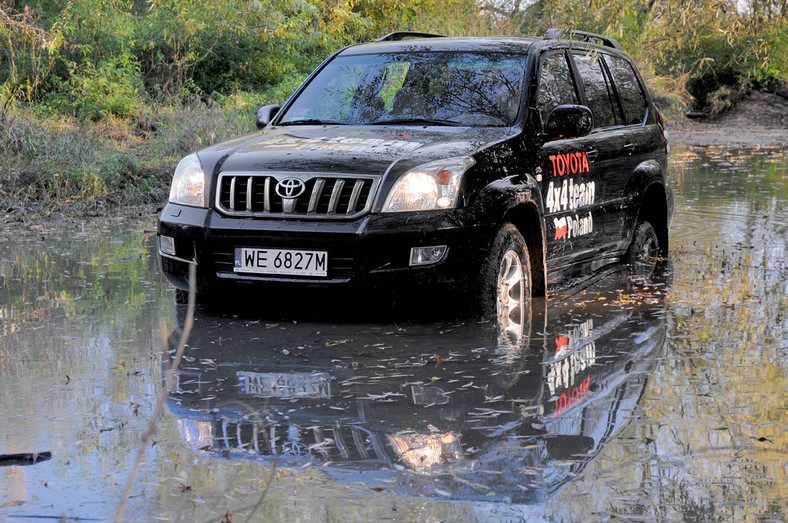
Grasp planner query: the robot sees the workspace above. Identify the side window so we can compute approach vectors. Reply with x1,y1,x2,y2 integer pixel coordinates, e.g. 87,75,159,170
605,55,647,125
536,52,578,126
572,51,619,128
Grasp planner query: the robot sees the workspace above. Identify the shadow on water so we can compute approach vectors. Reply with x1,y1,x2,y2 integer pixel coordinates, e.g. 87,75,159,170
166,262,671,504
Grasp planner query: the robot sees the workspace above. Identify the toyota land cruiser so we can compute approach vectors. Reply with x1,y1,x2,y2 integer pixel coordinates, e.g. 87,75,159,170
157,29,673,326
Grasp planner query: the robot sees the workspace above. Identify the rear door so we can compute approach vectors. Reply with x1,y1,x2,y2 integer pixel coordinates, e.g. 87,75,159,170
604,53,653,160
570,49,638,256
603,54,655,250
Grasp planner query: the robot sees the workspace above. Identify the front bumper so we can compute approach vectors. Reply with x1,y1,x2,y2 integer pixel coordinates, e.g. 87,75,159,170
157,203,494,297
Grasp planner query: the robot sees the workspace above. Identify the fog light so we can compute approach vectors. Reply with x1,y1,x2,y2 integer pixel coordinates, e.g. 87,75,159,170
410,245,447,267
160,235,176,256
436,196,453,208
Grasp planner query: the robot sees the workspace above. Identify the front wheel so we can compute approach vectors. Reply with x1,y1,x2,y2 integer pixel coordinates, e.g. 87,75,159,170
477,224,531,340
625,220,660,280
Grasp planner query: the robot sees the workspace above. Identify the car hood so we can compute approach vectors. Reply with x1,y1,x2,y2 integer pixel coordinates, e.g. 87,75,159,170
200,125,517,177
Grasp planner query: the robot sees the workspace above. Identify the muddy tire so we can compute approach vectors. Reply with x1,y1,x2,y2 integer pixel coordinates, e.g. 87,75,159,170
625,220,660,279
477,224,531,337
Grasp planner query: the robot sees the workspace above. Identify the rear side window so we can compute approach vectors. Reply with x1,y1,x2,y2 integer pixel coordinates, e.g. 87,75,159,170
572,51,619,128
536,52,578,126
605,55,647,125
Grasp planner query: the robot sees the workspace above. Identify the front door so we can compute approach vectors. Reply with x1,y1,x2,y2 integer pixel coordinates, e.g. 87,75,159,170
535,51,602,271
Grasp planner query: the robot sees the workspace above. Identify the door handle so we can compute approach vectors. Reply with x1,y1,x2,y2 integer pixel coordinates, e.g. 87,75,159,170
623,142,636,155
586,148,598,162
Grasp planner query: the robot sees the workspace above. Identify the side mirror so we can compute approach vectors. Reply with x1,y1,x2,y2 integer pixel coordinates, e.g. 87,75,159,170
256,104,281,129
544,105,593,140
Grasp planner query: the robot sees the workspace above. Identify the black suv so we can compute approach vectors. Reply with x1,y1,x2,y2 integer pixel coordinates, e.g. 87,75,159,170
158,29,672,324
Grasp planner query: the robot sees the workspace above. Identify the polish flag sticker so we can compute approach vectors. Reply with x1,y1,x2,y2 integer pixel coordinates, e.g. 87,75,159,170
554,217,568,240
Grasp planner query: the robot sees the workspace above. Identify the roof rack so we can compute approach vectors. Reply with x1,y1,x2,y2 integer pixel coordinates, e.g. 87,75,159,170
376,31,446,42
543,28,623,51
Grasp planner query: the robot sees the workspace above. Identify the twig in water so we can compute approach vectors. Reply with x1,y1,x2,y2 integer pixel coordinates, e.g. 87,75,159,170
115,264,197,522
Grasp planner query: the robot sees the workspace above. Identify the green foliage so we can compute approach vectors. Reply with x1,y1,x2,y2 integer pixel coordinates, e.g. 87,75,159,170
0,0,786,213
57,55,144,119
4,0,782,115
0,4,63,103
515,0,787,110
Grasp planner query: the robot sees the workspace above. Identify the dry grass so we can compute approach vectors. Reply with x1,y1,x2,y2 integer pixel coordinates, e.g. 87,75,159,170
0,97,259,221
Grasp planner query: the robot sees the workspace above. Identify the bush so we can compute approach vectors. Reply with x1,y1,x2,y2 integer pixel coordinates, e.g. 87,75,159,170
513,0,786,113
62,55,144,120
1,0,786,217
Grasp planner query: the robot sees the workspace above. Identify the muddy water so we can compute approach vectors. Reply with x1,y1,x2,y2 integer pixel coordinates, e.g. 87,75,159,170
0,146,786,522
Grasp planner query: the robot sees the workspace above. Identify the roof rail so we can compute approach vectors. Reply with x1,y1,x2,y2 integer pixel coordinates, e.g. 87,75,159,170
544,28,623,51
376,31,446,42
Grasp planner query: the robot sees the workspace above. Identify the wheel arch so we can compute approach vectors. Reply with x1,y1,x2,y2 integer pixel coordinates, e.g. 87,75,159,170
503,203,547,296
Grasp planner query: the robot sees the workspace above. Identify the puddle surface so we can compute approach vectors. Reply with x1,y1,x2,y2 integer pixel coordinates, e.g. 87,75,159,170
0,146,786,521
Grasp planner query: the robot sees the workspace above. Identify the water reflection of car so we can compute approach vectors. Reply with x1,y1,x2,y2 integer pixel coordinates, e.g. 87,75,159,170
166,267,669,503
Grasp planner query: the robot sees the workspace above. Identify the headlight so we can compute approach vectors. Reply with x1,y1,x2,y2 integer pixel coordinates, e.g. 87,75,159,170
382,157,475,213
169,153,207,208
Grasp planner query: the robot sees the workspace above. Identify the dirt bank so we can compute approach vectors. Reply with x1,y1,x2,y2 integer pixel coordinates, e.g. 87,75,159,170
667,90,788,147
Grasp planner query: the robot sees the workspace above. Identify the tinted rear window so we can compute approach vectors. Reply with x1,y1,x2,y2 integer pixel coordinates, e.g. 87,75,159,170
605,55,647,125
572,51,619,128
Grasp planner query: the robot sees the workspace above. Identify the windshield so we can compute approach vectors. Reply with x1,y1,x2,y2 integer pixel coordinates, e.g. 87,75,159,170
278,51,527,127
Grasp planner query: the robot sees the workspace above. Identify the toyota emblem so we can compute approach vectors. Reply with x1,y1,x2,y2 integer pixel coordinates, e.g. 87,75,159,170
275,178,306,199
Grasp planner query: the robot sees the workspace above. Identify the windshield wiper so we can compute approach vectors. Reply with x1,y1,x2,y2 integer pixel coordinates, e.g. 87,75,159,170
371,118,464,127
278,119,347,126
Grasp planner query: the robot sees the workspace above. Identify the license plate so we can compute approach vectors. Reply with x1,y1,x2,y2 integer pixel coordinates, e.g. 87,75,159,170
237,371,331,399
234,247,327,276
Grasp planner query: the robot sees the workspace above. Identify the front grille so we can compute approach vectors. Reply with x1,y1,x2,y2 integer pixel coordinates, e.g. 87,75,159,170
203,418,389,464
216,173,381,219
